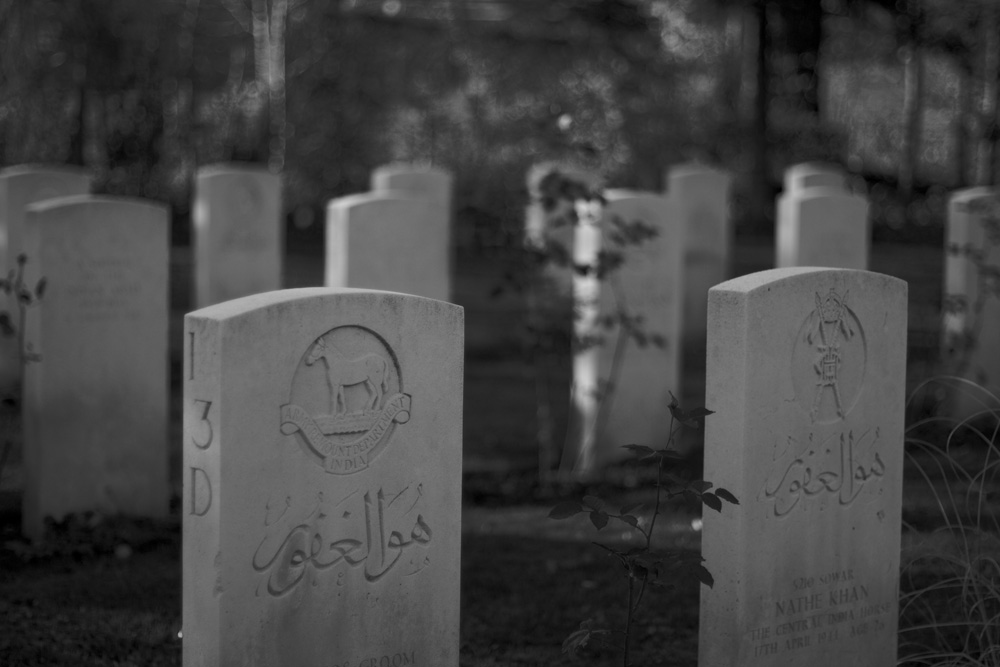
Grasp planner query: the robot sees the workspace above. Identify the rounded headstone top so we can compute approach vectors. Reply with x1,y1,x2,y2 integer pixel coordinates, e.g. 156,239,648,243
326,189,433,212
710,267,903,297
186,287,461,323
25,194,168,217
784,162,846,193
950,186,998,204
0,164,92,180
197,162,279,179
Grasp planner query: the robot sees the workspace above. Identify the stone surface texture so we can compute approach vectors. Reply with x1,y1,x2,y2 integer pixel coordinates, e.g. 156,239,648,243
666,163,732,343
326,192,449,302
194,163,283,308
777,188,870,270
699,267,906,667
22,196,169,541
183,288,463,667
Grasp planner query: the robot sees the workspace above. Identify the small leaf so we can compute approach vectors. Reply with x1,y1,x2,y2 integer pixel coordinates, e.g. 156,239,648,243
582,495,603,510
562,626,592,657
590,510,608,530
34,277,47,299
687,407,715,420
702,492,723,512
694,564,715,588
549,501,583,520
690,480,714,493
715,488,739,505
620,514,639,528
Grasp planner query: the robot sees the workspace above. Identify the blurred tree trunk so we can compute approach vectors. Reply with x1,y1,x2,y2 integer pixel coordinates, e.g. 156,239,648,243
955,66,971,187
977,0,999,185
778,0,823,114
898,1,924,195
748,0,771,227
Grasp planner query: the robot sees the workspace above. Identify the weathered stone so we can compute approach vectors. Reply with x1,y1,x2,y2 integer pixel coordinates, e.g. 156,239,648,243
183,288,463,667
22,195,169,542
700,267,906,667
194,163,283,308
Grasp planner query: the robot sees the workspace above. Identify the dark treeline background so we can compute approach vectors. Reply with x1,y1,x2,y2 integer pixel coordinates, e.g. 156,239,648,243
1,0,998,246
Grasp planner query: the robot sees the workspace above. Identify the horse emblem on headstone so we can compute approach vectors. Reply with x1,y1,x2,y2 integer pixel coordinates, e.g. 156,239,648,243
280,327,411,475
305,337,391,417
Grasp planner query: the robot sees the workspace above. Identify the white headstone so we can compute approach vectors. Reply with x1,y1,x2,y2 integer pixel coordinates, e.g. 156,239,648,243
326,192,449,302
666,163,732,343
0,164,92,277
193,163,283,308
371,165,452,301
21,195,169,542
184,288,463,667
0,165,93,392
783,162,847,194
700,267,906,667
776,188,870,270
567,192,683,471
942,187,1000,412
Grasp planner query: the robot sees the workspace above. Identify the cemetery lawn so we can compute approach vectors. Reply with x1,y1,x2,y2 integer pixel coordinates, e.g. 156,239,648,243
0,485,705,667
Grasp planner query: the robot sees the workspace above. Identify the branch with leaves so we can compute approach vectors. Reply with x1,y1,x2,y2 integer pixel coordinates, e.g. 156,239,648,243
548,394,738,666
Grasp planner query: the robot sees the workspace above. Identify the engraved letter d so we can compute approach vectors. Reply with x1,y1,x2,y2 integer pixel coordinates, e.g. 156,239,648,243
190,467,213,516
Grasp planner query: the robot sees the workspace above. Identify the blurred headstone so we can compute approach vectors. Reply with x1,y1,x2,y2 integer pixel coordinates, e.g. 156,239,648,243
0,166,92,393
184,288,463,666
325,192,448,302
565,192,683,472
941,187,1000,416
776,188,869,270
700,267,906,667
193,163,283,308
22,195,169,542
370,164,453,300
665,163,732,345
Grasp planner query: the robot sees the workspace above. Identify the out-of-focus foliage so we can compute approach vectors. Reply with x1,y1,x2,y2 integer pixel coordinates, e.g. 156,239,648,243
2,0,1000,244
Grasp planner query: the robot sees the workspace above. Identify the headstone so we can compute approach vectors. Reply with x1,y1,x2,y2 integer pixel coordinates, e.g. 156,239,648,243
783,162,847,195
184,288,463,666
0,164,92,277
665,163,732,344
567,191,683,471
326,192,449,302
370,165,453,301
776,188,869,270
942,187,1000,413
193,163,283,308
370,164,453,214
21,195,169,542
0,165,92,392
700,267,906,667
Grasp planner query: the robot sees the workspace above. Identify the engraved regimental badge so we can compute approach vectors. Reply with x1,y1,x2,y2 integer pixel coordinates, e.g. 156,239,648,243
791,288,867,424
280,326,411,474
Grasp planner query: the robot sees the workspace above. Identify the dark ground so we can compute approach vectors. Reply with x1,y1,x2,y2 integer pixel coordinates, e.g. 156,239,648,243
0,232,969,666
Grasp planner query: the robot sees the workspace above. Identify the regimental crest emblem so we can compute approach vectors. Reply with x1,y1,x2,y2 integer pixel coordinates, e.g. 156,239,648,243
791,287,867,424
280,326,411,474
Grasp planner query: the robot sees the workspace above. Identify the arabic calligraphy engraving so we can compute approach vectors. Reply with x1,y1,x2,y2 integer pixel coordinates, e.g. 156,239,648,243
252,484,433,596
763,428,886,517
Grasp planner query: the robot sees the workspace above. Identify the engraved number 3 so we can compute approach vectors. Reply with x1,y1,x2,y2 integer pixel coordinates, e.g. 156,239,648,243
192,399,214,449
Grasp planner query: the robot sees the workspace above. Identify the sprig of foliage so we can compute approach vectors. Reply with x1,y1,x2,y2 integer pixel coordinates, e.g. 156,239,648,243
548,395,738,666
0,253,45,488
